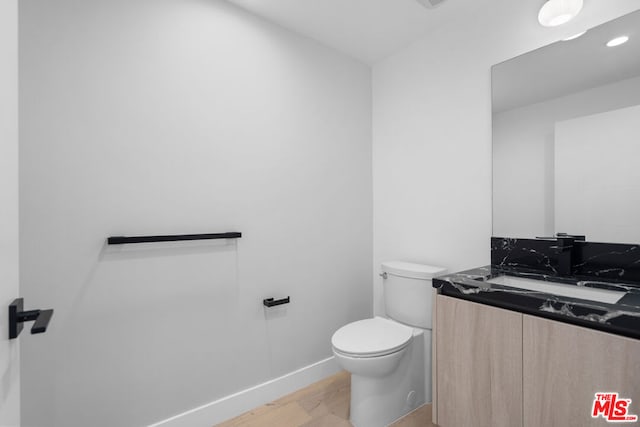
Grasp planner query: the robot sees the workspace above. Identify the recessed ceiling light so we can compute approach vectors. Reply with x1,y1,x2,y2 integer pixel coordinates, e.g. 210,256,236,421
606,36,629,47
538,0,584,27
563,30,587,41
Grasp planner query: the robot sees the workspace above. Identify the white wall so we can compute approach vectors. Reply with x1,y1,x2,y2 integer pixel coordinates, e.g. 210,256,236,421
493,75,640,239
372,0,640,315
19,1,372,426
555,104,640,243
0,0,20,425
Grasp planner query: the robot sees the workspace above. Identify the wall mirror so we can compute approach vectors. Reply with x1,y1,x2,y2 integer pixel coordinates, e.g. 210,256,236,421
492,10,640,244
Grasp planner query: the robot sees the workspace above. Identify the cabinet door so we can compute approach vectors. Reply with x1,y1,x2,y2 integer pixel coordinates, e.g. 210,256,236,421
523,315,640,427
436,295,523,427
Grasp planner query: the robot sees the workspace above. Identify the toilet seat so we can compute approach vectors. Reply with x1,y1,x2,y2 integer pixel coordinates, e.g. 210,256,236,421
331,317,413,358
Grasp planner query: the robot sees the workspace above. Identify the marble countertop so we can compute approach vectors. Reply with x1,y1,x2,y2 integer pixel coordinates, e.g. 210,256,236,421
433,265,640,340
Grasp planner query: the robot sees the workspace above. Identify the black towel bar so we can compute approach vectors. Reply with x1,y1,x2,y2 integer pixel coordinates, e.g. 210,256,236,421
107,232,242,245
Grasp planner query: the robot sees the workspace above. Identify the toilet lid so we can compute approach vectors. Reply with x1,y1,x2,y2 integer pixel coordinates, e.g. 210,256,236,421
331,317,413,357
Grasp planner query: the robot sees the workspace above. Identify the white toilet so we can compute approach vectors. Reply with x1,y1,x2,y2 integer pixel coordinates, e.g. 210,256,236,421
331,261,446,427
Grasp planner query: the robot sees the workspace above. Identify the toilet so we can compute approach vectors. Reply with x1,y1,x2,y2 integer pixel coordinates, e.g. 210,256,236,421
331,261,446,427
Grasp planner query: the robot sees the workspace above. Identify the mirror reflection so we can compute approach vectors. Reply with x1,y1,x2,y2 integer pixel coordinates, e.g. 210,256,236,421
492,10,640,243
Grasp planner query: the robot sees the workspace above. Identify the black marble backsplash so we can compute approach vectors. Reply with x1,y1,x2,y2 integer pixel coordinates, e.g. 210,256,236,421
491,237,640,284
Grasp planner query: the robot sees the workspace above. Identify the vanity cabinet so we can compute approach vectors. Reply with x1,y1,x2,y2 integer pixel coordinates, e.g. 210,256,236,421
434,295,523,427
523,315,640,427
433,295,640,427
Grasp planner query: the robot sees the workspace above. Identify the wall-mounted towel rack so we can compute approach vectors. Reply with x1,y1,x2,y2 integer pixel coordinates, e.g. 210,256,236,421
107,232,242,245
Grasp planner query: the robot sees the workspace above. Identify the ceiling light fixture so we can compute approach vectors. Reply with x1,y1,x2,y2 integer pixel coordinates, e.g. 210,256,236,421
538,0,583,27
606,36,629,47
563,30,587,41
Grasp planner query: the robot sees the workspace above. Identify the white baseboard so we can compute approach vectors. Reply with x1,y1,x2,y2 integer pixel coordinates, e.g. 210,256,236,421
148,356,340,427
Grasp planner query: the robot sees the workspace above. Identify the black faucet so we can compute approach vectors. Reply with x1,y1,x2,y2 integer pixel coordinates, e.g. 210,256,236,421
536,233,585,276
555,236,575,276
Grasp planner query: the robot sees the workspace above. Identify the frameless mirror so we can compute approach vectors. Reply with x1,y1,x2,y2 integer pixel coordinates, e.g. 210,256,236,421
492,10,640,244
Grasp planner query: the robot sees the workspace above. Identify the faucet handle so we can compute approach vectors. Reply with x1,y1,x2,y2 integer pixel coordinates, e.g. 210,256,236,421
536,233,586,241
556,232,585,241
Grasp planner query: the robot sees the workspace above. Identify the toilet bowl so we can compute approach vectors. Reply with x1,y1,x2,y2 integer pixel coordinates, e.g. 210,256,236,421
331,261,446,427
332,317,413,377
332,316,425,427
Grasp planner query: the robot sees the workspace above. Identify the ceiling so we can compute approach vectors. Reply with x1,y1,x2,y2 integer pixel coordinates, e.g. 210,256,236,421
493,9,640,113
225,0,486,64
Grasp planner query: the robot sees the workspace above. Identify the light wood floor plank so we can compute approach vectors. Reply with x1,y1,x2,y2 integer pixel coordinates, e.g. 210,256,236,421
391,404,433,427
216,401,311,427
300,413,353,427
215,371,435,427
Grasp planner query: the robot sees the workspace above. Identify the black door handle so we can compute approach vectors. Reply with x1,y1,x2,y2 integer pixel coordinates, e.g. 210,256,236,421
8,298,54,339
32,309,54,334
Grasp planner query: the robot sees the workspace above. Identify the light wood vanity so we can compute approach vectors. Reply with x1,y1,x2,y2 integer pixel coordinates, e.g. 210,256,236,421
432,294,640,427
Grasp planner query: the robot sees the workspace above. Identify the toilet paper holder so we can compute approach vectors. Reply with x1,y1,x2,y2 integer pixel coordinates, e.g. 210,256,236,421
263,296,290,307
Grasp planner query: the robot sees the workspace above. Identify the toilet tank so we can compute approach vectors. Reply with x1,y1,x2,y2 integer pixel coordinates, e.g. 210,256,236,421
381,261,447,329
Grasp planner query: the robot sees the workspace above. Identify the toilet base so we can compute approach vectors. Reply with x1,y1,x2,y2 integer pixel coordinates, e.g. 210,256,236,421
349,331,426,427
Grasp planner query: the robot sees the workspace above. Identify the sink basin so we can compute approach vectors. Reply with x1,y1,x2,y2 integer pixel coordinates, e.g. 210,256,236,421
485,275,625,304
